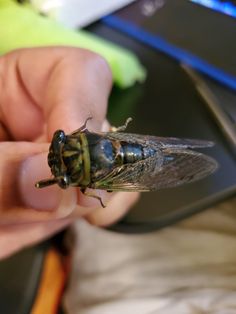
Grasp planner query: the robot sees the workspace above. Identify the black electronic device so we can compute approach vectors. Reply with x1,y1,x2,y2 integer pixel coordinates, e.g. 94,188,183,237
103,0,236,91
87,17,236,233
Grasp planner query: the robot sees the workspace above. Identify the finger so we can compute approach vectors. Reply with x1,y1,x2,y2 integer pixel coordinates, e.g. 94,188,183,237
85,192,140,227
0,52,44,140
0,218,73,260
0,142,77,224
43,48,112,136
0,47,112,140
0,122,11,141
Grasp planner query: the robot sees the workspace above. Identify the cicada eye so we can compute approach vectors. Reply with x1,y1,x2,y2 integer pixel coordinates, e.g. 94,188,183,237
58,176,69,189
54,130,66,144
48,151,56,168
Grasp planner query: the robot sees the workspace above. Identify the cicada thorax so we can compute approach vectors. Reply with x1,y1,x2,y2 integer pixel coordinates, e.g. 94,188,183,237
60,133,92,187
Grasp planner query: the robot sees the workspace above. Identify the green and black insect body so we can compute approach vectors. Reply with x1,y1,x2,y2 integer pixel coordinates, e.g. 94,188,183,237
36,118,218,207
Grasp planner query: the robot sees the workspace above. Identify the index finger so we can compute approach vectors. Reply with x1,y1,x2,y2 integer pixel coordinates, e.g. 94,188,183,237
44,48,113,136
13,47,113,138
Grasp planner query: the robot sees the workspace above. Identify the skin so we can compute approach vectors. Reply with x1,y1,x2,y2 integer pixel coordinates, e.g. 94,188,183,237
0,47,139,259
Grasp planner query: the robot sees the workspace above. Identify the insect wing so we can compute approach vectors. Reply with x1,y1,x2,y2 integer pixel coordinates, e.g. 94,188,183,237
102,132,214,149
147,149,217,190
93,148,218,192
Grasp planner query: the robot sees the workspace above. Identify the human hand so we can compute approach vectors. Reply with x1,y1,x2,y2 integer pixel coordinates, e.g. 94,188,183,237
0,47,139,259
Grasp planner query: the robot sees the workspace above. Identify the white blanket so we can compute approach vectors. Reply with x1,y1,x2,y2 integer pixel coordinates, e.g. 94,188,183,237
64,197,236,314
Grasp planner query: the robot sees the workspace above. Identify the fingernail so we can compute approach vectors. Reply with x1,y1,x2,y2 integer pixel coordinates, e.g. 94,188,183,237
19,153,76,213
101,119,110,132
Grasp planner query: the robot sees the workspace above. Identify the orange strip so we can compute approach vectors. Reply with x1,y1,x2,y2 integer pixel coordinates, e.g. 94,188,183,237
31,248,67,314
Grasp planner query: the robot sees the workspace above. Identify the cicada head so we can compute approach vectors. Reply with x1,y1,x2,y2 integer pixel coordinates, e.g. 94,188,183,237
36,130,74,189
36,127,86,189
47,129,71,189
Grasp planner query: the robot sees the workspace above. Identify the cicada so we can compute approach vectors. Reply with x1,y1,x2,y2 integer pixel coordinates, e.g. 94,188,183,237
36,118,218,207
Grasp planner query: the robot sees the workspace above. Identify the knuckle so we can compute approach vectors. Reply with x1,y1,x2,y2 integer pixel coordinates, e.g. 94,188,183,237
60,48,113,88
81,50,113,86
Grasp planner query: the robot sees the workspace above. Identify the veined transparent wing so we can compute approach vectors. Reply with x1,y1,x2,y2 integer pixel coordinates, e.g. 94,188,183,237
101,131,214,149
93,148,218,191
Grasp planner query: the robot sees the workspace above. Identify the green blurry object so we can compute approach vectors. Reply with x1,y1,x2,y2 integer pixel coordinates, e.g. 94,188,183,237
0,0,146,88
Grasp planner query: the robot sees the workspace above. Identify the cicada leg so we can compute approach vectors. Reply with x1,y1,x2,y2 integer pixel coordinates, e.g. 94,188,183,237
81,188,106,208
35,178,58,188
71,116,93,136
110,117,132,132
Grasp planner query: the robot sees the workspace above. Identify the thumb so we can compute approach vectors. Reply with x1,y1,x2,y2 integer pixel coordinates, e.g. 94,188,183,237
0,142,77,224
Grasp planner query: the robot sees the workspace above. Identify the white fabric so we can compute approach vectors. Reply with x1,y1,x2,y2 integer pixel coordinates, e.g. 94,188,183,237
64,197,236,314
30,0,135,28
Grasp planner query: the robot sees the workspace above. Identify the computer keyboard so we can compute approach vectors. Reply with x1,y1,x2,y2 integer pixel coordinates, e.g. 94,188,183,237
190,0,236,19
